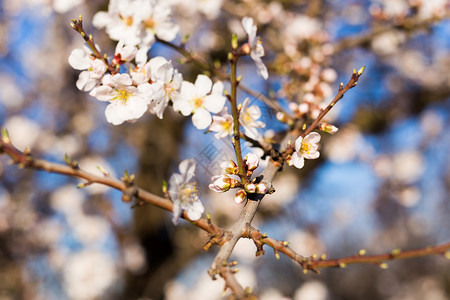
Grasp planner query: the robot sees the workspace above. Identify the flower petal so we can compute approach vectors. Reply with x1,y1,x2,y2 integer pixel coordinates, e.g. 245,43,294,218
192,108,212,129
203,94,226,114
292,152,305,169
194,74,212,96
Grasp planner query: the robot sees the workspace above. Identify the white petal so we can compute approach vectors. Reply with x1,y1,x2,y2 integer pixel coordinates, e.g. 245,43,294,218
304,150,320,160
90,86,115,101
173,98,193,116
76,71,98,91
194,75,212,96
179,159,196,179
294,136,304,152
192,108,212,129
203,94,226,114
292,152,305,169
171,201,182,225
305,132,321,144
68,48,90,70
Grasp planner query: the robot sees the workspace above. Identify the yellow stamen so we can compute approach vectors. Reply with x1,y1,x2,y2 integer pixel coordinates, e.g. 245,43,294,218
193,97,204,109
114,90,131,103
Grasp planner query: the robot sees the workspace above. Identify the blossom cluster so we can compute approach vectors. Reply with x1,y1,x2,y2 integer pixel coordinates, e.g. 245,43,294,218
209,153,267,204
69,2,269,131
209,98,266,140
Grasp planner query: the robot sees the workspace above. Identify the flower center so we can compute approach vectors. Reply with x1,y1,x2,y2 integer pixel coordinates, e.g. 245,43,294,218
193,97,204,109
120,15,134,27
242,111,253,124
300,141,312,154
179,182,199,204
144,18,155,29
114,89,131,103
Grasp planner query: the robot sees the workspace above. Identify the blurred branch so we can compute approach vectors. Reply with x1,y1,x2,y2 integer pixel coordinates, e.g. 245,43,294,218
334,14,449,53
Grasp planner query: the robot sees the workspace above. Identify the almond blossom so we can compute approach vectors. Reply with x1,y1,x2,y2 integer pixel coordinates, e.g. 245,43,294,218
172,74,226,129
168,159,204,225
239,98,266,140
287,132,321,169
209,153,267,203
93,0,179,62
209,108,233,139
89,73,152,125
147,57,183,119
68,45,106,91
242,16,268,80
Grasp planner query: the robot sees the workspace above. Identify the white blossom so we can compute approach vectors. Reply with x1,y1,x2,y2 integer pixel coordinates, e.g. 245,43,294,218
89,73,152,125
169,159,204,225
287,132,321,169
147,57,183,119
208,175,231,192
173,75,226,129
68,45,106,91
242,16,268,79
93,0,179,56
239,98,266,140
209,108,233,139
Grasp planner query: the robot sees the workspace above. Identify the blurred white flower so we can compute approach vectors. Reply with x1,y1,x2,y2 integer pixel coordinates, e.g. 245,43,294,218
294,281,329,300
392,151,424,183
78,156,115,194
173,75,226,129
4,115,41,151
68,214,111,245
239,98,266,140
123,240,147,273
287,132,321,169
93,0,179,51
0,74,25,109
63,250,118,300
53,0,84,13
50,185,84,216
169,159,204,224
242,16,268,79
287,230,326,256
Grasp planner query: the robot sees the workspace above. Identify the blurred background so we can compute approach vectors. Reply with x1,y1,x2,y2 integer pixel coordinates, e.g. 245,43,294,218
0,0,449,299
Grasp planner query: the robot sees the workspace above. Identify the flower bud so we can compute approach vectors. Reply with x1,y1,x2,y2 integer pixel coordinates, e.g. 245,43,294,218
234,190,247,204
256,183,267,194
221,159,239,175
241,43,251,55
245,183,256,193
319,123,338,134
285,154,293,167
208,175,231,192
244,153,259,171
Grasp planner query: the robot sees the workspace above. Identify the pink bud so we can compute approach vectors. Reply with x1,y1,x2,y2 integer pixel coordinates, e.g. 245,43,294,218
245,183,256,193
208,175,231,192
244,153,259,171
256,183,267,194
234,190,247,204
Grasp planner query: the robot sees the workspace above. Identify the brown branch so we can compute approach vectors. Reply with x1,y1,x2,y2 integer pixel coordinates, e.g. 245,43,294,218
71,16,117,75
244,225,450,273
0,135,223,236
302,67,364,138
